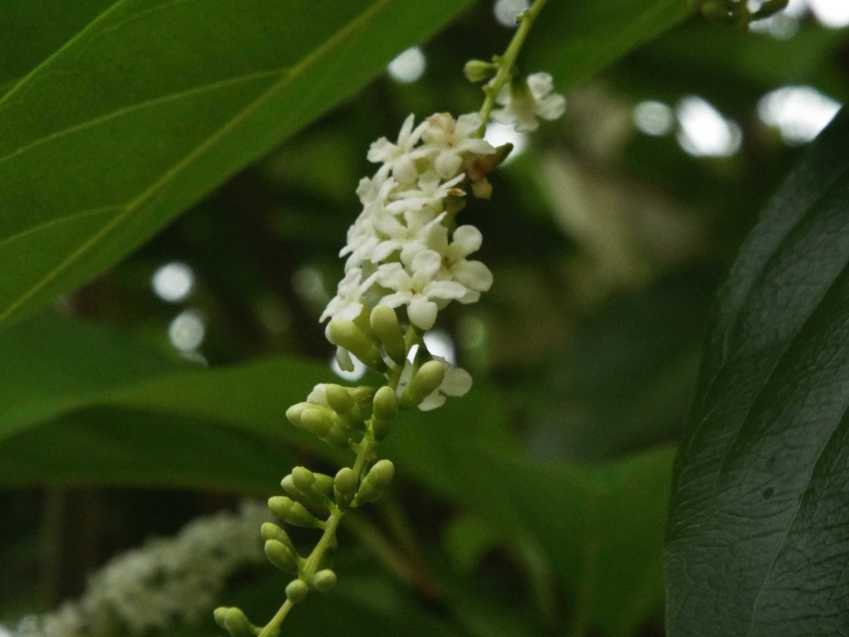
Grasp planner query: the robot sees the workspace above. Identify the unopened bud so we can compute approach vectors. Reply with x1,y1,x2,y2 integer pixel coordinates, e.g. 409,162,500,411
312,472,334,497
370,305,406,364
291,466,315,492
324,384,354,412
265,539,299,573
300,405,334,437
216,608,254,637
286,578,309,604
402,361,445,407
268,496,322,529
356,459,395,504
313,569,338,593
464,59,496,83
373,386,398,420
328,319,381,368
260,522,294,550
334,467,358,504
285,402,308,428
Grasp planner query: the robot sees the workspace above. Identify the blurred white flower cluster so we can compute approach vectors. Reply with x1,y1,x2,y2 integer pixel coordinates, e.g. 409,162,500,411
14,502,268,637
321,112,497,335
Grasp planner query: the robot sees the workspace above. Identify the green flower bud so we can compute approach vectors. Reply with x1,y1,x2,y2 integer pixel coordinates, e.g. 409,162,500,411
312,472,334,497
373,386,397,420
327,319,381,368
370,305,406,364
355,459,395,505
213,607,229,628
334,467,358,505
313,569,338,593
300,405,334,437
268,496,323,529
324,384,354,413
286,578,309,604
291,466,315,492
463,59,496,83
283,473,330,514
372,416,391,441
223,608,255,637
260,522,295,550
401,361,445,407
265,539,299,574
285,402,308,428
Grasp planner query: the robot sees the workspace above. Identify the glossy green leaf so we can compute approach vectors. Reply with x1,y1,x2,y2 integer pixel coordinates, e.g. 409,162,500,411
0,0,472,330
527,0,693,88
666,107,849,636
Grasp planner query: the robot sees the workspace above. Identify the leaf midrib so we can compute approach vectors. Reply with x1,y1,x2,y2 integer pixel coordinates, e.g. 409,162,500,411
0,0,395,323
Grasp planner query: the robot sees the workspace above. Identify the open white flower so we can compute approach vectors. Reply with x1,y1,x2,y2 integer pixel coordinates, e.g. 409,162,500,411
389,172,465,213
418,358,473,411
375,250,466,330
427,224,493,303
422,113,495,178
367,114,426,183
493,72,565,132
320,268,368,323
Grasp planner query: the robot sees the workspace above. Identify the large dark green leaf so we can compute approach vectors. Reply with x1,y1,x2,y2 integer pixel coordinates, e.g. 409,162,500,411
665,107,849,636
0,0,473,330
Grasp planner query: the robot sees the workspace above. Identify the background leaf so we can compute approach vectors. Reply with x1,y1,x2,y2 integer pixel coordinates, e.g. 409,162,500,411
665,107,849,637
0,0,473,330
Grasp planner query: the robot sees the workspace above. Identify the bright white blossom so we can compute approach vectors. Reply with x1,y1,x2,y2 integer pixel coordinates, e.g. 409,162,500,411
493,72,566,132
320,109,500,407
420,358,474,411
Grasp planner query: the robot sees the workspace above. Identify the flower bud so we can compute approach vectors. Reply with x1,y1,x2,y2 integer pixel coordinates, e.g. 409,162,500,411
327,319,381,368
300,405,334,437
401,361,445,407
464,59,496,83
286,578,309,604
285,402,308,428
312,472,334,497
260,522,295,551
373,386,397,420
268,496,323,529
370,305,406,364
334,467,358,505
283,473,330,514
313,569,338,593
324,384,354,413
265,539,299,574
216,608,254,637
355,459,395,504
291,466,315,492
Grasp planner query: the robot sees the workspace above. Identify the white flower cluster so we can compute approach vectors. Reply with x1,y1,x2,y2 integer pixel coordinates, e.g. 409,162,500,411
493,71,566,132
13,502,269,637
321,112,496,335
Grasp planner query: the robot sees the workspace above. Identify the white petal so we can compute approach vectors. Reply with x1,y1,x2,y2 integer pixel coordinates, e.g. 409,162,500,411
367,137,393,163
371,240,400,263
398,113,415,141
537,94,566,121
435,150,463,178
456,112,483,136
393,156,418,184
527,72,554,99
453,260,493,292
492,108,515,126
459,138,496,155
443,367,473,397
417,391,447,411
452,225,482,256
425,279,468,300
411,249,442,279
408,296,438,330
375,263,410,290
336,347,355,372
336,301,363,321
380,291,412,308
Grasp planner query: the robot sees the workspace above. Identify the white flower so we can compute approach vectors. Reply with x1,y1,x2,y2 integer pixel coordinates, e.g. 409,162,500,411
421,113,495,178
320,268,369,323
427,224,493,303
418,358,473,411
375,250,466,330
367,114,426,183
388,172,465,213
370,207,443,264
493,72,565,132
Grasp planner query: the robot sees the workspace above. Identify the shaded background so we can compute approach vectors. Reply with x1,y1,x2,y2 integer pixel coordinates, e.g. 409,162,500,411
2,1,848,635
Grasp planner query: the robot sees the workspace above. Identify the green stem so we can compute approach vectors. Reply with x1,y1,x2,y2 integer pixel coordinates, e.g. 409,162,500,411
477,0,549,135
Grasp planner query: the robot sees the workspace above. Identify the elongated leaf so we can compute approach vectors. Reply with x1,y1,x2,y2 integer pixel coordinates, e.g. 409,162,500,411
665,107,849,637
527,0,692,88
0,0,473,330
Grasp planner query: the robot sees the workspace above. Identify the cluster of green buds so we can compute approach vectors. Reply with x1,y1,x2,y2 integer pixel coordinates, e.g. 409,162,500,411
215,306,458,637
